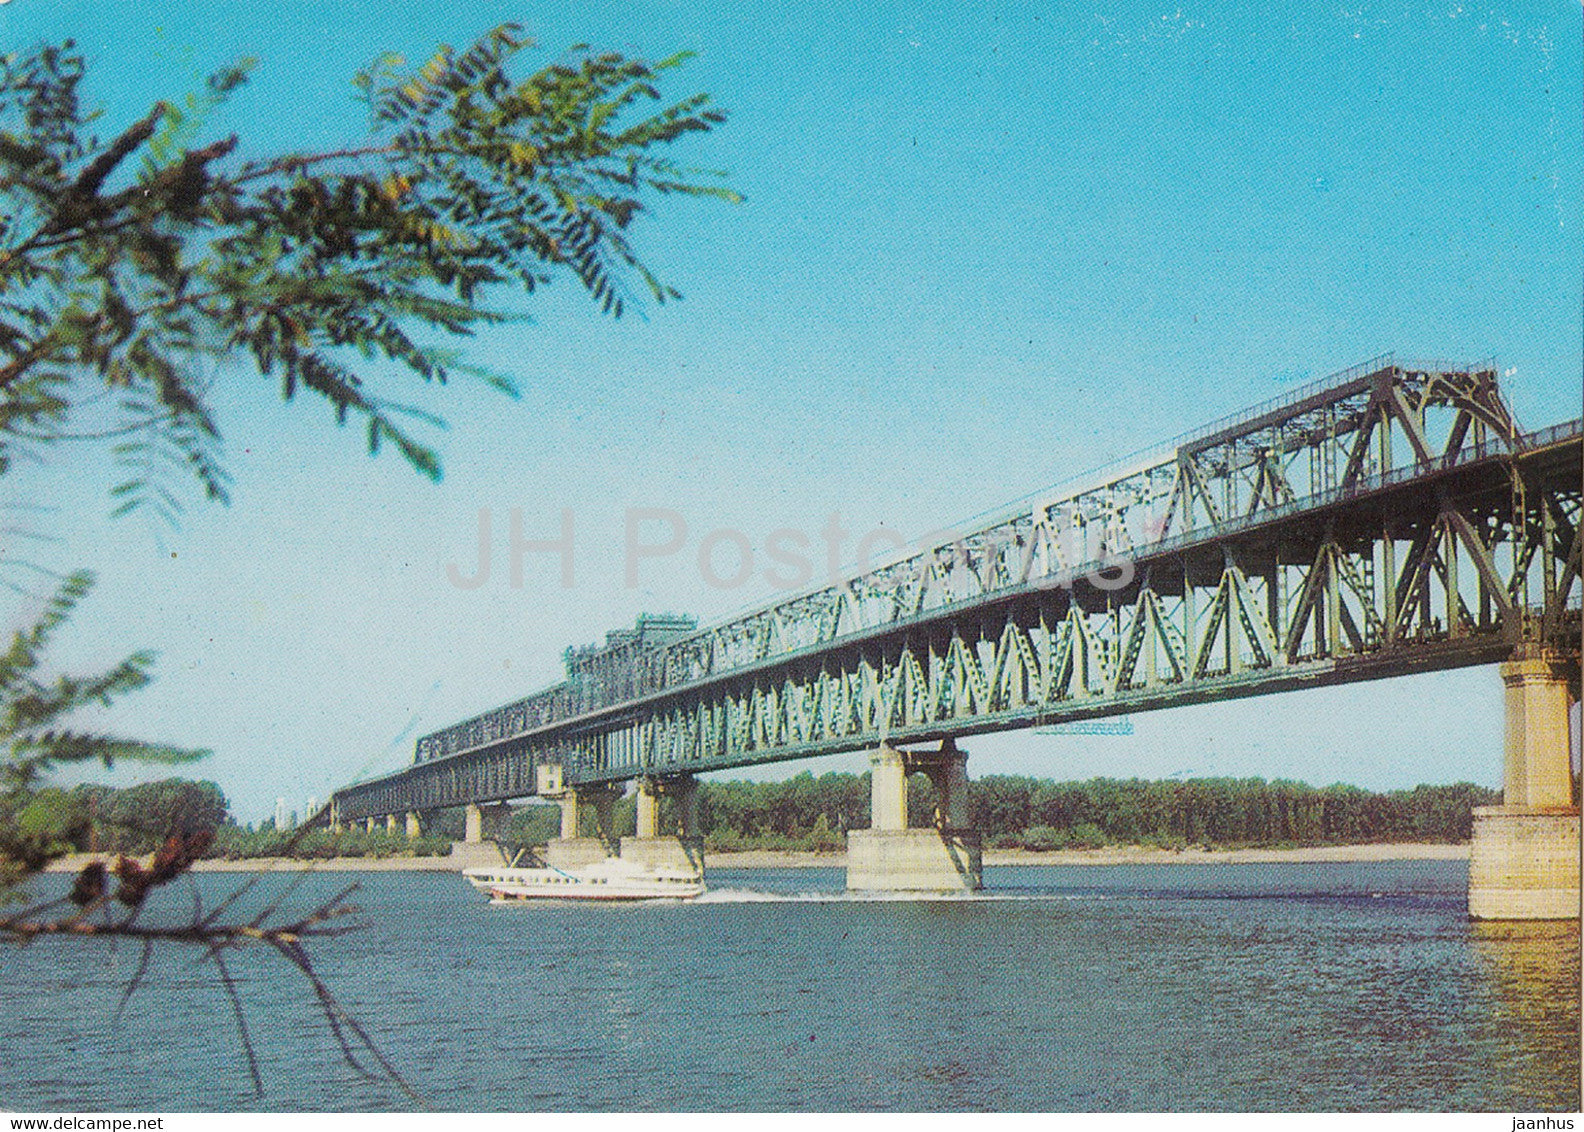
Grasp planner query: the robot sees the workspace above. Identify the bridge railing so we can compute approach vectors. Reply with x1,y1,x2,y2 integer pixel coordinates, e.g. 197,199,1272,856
1520,417,1584,452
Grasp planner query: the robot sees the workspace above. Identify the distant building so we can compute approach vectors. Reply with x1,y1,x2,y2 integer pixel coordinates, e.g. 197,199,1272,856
274,797,288,830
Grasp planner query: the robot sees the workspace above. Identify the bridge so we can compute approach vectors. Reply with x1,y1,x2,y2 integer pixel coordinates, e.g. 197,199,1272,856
330,355,1582,916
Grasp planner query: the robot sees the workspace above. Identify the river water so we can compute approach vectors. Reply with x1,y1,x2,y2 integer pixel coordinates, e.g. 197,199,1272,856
1,860,1577,1111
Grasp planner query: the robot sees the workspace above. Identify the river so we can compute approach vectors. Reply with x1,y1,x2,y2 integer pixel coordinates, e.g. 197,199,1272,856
1,860,1577,1111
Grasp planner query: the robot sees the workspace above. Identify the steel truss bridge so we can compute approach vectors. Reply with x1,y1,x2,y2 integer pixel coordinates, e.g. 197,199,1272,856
332,355,1582,822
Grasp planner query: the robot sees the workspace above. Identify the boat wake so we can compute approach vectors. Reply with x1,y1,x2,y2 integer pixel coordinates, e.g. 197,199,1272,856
691,888,1097,904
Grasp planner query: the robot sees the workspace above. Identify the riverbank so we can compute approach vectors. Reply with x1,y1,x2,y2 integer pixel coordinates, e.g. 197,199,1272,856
709,843,1471,868
43,852,466,873
42,841,1470,874
982,842,1470,866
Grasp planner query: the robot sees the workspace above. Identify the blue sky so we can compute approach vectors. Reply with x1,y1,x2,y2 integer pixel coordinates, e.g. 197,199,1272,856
4,1,1580,820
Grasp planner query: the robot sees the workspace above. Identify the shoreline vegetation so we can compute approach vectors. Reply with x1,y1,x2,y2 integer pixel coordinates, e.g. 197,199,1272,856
20,771,1499,878
44,841,1472,874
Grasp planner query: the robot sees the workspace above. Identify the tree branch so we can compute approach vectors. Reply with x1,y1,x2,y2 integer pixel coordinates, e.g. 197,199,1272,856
0,862,422,1104
71,103,169,197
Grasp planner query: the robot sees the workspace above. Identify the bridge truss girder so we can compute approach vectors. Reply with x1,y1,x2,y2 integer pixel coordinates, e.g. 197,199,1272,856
333,357,1581,821
560,448,1577,786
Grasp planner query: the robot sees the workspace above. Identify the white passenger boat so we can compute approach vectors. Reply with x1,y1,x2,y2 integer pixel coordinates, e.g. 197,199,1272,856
462,855,705,902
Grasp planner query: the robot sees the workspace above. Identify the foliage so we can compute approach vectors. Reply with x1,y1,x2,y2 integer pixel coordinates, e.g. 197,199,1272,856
973,775,1500,849
0,25,735,1102
209,823,451,860
5,776,454,859
0,26,737,520
8,786,88,865
0,22,734,887
11,768,1501,868
499,801,562,851
627,771,1499,853
698,771,872,843
0,571,205,889
87,777,228,849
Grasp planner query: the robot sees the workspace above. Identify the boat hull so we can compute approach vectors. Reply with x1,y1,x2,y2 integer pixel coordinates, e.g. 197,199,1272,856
463,864,704,902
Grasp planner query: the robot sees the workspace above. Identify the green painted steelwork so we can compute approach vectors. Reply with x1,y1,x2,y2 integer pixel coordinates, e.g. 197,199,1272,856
332,358,1582,821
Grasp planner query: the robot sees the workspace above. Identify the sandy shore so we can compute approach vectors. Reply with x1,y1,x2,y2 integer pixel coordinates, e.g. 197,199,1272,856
710,843,1471,868
43,852,467,874
705,849,848,869
45,841,1468,874
979,842,1470,866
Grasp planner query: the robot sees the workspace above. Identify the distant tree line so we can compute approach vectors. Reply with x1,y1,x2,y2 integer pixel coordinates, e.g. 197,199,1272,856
964,774,1497,851
12,779,227,859
509,770,1499,854
209,825,453,860
14,772,1500,862
12,779,455,859
688,772,1496,852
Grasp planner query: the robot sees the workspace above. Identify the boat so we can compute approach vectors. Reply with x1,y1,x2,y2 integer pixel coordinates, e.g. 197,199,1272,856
462,854,705,902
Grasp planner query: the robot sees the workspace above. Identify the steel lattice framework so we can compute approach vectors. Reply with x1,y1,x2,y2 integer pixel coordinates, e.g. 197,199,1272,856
332,356,1582,821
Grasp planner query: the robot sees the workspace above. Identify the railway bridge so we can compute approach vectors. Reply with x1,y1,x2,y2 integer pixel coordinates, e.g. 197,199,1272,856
330,355,1582,917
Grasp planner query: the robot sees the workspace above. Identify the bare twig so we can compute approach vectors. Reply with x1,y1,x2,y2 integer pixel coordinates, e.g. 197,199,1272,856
197,814,327,930
268,935,425,1106
2,851,421,1105
113,937,154,1025
207,944,264,1098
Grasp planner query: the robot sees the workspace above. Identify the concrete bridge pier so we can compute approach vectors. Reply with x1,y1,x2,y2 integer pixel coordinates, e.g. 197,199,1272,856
847,739,982,891
405,811,423,838
1469,646,1580,920
464,803,484,843
543,786,622,869
384,813,399,833
461,802,510,843
364,817,377,833
621,776,705,878
634,779,661,839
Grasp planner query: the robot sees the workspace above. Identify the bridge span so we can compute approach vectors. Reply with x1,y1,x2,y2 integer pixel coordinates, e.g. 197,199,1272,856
330,356,1581,917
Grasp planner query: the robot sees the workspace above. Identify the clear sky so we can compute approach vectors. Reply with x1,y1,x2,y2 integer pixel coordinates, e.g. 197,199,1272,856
4,1,1581,821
